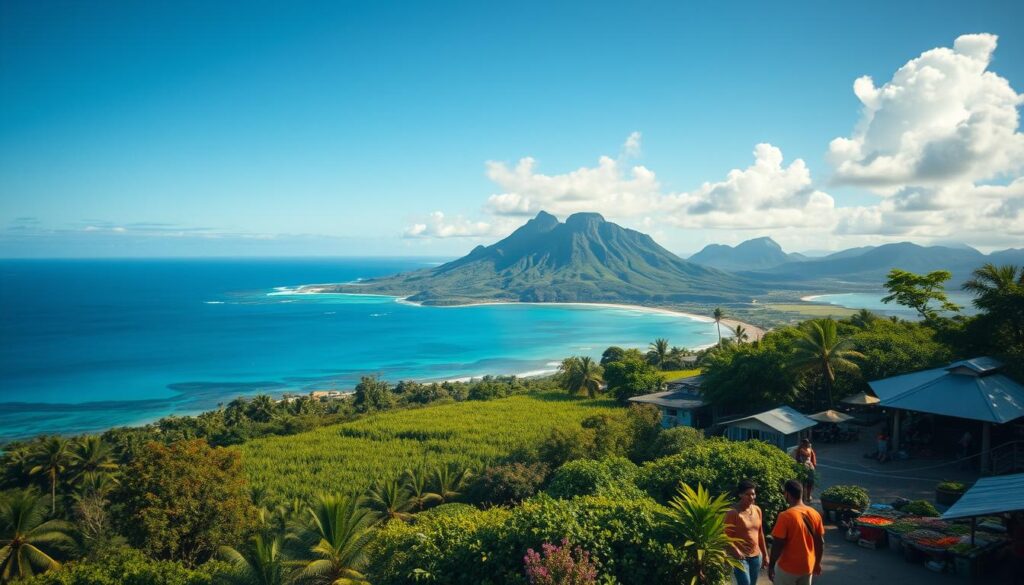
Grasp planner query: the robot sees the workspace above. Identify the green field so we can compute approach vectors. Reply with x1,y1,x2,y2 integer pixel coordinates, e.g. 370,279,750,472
241,392,620,502
762,303,859,318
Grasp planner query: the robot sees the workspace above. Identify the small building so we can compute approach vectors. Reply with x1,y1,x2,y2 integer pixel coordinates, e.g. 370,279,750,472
722,406,817,451
868,356,1024,474
628,375,710,429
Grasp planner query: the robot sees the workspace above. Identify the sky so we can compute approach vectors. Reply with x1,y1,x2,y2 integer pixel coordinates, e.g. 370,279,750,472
1,0,1023,258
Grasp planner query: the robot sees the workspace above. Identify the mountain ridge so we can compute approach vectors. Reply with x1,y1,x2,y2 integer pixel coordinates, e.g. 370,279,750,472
308,212,762,304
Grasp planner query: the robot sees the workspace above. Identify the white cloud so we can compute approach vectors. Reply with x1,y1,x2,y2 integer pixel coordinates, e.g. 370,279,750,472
669,144,837,229
483,153,663,218
404,34,1023,251
829,33,1024,188
402,211,506,239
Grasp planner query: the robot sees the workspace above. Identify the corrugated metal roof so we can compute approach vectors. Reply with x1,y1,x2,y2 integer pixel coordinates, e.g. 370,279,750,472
871,357,1024,424
723,405,817,435
628,390,706,410
941,472,1024,520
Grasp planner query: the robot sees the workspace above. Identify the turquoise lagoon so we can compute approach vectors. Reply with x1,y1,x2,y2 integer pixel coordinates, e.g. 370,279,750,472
0,258,719,441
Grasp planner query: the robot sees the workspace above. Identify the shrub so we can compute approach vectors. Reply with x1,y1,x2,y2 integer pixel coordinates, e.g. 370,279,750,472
546,457,639,499
902,499,940,517
13,546,228,585
635,438,805,526
649,426,705,459
367,492,689,585
819,485,870,510
115,440,254,566
523,538,599,585
466,463,549,506
537,427,596,468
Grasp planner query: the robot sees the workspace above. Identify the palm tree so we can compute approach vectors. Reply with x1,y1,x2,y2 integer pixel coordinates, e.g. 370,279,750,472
789,318,865,409
403,466,438,512
558,356,604,398
713,307,725,348
647,338,671,369
962,263,1024,345
293,495,376,585
28,437,72,515
0,489,76,582
659,483,743,585
362,479,414,523
732,325,749,343
69,436,118,486
849,308,878,329
218,534,290,585
247,395,277,423
427,464,473,505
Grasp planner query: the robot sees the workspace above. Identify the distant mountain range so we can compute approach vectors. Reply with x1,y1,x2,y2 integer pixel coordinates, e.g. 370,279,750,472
688,237,806,271
305,211,1023,305
309,211,761,304
688,236,1024,286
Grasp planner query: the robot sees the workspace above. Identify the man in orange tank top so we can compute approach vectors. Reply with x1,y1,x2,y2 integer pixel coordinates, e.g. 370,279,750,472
768,479,824,585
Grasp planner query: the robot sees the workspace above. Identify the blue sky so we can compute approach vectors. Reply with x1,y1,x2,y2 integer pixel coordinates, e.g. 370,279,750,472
2,0,1022,257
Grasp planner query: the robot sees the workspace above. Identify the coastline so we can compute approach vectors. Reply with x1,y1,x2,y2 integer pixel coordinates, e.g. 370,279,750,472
293,287,768,344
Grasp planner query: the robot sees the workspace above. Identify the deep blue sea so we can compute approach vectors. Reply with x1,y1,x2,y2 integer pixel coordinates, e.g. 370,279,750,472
0,258,720,441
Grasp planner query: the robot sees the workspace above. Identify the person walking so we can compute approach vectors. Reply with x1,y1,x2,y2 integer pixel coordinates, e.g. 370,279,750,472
724,479,768,585
768,480,824,585
794,438,817,503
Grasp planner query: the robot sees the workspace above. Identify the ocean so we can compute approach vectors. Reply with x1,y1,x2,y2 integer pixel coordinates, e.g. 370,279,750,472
0,258,721,441
802,291,978,317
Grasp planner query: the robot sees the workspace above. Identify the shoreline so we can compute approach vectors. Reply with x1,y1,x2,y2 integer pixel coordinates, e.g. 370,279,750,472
293,286,768,342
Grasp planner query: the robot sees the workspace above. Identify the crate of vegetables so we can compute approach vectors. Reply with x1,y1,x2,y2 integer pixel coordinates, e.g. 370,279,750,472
854,515,894,544
904,529,960,554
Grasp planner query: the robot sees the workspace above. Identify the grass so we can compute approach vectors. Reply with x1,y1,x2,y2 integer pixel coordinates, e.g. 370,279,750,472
762,303,859,318
241,392,621,503
660,368,702,381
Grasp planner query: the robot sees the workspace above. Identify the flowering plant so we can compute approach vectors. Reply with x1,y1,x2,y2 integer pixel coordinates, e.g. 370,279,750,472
524,538,600,585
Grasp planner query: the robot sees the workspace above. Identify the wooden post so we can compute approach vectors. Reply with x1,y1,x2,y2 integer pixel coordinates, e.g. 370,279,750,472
892,410,901,452
971,517,976,546
980,422,991,475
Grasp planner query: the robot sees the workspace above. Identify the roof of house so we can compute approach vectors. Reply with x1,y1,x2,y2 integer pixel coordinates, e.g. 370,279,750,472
868,357,1024,424
722,405,818,435
628,389,707,410
941,472,1024,520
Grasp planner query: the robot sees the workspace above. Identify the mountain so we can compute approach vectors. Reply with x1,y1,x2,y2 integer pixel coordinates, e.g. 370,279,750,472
687,237,804,271
747,241,989,285
309,211,762,304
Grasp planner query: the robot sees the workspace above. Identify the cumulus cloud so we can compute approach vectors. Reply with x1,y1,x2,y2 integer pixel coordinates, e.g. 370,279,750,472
669,144,837,229
829,33,1024,188
405,34,1023,250
483,154,662,219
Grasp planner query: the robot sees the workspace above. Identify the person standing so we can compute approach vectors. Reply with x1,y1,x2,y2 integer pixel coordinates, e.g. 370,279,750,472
768,480,824,585
724,479,768,585
794,439,817,503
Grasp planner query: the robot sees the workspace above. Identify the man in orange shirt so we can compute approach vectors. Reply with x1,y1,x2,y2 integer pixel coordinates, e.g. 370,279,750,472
768,479,824,584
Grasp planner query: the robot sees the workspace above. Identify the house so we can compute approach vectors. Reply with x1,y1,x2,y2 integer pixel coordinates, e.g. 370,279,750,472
868,356,1024,474
628,375,710,429
722,406,817,451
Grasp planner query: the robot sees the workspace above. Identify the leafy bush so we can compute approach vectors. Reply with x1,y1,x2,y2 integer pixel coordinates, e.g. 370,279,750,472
649,426,705,459
603,356,665,404
819,485,870,510
635,438,806,526
367,492,693,585
13,546,228,585
523,538,599,585
537,426,598,468
546,457,639,499
901,500,940,517
466,463,549,506
116,440,254,566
